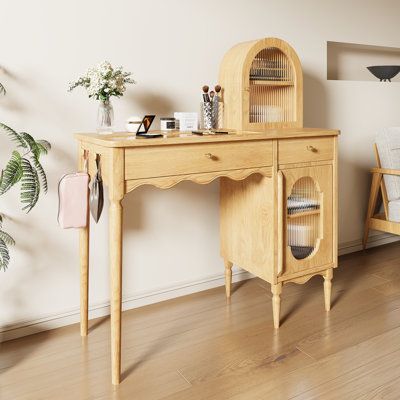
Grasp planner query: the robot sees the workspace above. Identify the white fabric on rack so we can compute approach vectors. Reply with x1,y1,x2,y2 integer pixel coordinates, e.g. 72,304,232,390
388,199,400,223
376,127,400,201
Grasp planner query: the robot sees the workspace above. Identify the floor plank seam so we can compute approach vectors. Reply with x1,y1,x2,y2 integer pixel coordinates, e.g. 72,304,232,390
176,368,192,386
309,291,400,344
370,273,391,283
291,329,400,399
370,286,386,296
353,375,400,400
369,284,399,297
295,346,317,361
288,346,400,399
295,317,400,370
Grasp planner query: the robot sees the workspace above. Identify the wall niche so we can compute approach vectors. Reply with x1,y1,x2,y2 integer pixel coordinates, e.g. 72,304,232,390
327,41,400,82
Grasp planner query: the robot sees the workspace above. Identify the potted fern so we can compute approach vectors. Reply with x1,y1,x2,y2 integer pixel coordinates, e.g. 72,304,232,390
0,82,51,270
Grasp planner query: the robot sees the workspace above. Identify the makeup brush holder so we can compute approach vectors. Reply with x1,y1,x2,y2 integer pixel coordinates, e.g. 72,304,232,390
200,102,213,130
217,102,224,129
211,101,220,129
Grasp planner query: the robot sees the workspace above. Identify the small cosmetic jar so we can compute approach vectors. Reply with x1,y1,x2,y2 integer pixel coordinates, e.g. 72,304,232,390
160,117,176,131
126,116,142,133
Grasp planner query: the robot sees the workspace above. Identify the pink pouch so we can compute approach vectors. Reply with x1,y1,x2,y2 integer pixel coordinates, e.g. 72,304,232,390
58,172,89,229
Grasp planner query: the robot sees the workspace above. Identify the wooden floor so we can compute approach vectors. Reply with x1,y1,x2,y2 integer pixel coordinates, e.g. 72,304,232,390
3,243,400,399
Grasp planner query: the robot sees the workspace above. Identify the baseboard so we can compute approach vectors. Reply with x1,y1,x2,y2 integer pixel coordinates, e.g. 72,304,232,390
0,269,253,342
2,232,400,342
338,232,400,256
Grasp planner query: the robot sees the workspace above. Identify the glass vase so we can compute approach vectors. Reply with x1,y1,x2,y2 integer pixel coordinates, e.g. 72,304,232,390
97,99,114,133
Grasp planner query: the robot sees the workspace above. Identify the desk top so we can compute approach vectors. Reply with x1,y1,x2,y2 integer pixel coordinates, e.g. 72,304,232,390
75,128,340,148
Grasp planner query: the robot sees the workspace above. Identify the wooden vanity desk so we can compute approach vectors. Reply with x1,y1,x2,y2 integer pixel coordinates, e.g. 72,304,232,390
75,37,339,385
75,127,338,385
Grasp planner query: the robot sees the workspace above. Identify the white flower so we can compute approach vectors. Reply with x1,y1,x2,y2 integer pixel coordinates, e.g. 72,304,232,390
68,61,135,100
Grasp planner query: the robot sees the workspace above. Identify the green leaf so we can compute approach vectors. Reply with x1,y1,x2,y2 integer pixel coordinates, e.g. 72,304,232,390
0,82,6,96
20,158,40,212
0,239,10,271
36,139,51,155
32,156,48,193
0,150,23,195
0,121,51,270
20,132,41,159
0,123,27,149
0,229,15,246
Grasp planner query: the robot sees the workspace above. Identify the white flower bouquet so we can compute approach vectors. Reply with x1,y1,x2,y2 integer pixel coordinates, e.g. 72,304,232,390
68,61,135,102
69,61,136,132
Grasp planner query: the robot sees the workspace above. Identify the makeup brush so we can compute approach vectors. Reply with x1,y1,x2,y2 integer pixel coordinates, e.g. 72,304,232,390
215,85,222,101
202,85,210,102
210,90,215,102
214,84,223,129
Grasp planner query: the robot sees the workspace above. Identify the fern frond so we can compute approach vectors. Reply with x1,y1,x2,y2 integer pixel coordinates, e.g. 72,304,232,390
36,139,51,155
32,156,48,193
0,239,10,271
20,158,40,212
0,229,15,246
0,82,5,96
20,132,43,160
0,123,27,149
0,150,23,195
0,119,51,270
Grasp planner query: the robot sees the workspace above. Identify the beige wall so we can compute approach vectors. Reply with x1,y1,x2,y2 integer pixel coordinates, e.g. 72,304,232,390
1,0,400,339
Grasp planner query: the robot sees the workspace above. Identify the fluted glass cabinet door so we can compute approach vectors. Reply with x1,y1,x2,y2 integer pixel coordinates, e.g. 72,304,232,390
247,47,295,129
282,165,333,276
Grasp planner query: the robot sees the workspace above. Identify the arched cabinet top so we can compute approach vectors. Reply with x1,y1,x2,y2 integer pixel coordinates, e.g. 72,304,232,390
219,37,303,131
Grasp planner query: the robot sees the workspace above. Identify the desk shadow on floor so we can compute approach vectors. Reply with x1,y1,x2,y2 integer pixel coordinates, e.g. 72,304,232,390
231,279,248,295
0,327,50,373
279,276,326,326
88,316,109,334
121,323,185,382
330,290,343,309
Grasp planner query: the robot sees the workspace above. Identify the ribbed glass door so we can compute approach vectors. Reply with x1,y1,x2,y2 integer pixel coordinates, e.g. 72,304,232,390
282,166,333,275
248,47,295,126
287,177,320,260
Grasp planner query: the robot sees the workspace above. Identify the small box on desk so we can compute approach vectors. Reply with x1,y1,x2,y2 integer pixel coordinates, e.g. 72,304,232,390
174,112,198,131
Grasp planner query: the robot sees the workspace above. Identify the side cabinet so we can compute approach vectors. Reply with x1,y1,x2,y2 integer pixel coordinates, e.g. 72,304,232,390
280,165,333,278
220,135,338,329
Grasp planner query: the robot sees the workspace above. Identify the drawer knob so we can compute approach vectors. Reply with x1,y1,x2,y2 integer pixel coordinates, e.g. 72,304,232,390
205,153,214,159
307,145,317,153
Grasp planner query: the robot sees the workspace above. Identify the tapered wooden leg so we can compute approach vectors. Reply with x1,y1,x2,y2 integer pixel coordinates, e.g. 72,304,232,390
224,260,233,298
79,225,89,336
362,226,370,251
110,199,123,385
324,269,333,312
363,172,382,250
271,283,282,329
78,146,90,338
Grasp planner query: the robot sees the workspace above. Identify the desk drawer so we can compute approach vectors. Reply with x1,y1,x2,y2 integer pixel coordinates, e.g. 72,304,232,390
278,137,334,165
125,141,272,180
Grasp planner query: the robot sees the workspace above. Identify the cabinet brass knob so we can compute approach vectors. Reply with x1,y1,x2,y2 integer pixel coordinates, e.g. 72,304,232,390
205,153,213,159
307,145,317,152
